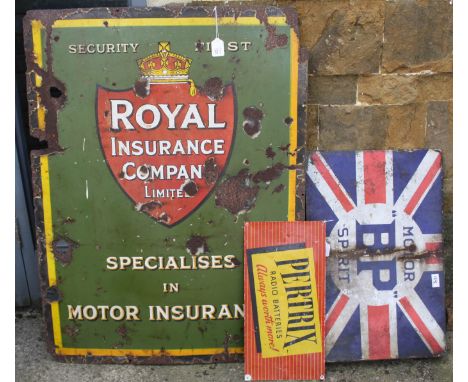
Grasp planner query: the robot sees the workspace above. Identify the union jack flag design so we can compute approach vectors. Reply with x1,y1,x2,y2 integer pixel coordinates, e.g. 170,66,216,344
306,150,446,361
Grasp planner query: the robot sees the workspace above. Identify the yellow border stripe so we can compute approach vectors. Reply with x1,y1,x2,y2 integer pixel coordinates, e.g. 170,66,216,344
34,19,63,349
31,20,46,131
58,347,243,357
40,156,63,348
31,20,43,68
288,29,299,221
33,15,296,357
40,157,56,285
53,16,287,28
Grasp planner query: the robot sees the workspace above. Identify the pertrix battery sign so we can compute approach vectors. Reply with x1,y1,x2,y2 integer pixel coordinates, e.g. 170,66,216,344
23,6,305,363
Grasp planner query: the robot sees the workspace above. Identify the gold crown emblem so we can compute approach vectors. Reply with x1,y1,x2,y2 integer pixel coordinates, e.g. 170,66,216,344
137,42,196,95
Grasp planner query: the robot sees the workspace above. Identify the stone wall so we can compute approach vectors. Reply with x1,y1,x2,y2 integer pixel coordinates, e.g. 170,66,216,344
280,0,453,215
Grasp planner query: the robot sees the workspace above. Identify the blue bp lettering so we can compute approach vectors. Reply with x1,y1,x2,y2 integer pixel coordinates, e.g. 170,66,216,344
357,258,397,290
356,221,395,252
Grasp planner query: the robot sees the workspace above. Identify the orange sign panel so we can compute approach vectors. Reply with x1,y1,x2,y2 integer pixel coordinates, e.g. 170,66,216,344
244,221,326,381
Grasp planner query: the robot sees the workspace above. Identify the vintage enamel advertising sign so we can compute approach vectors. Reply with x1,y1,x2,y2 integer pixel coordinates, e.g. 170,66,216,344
244,222,326,380
306,150,446,361
24,6,306,363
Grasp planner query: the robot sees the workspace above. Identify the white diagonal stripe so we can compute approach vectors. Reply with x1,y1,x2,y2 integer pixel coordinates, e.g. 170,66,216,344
307,155,355,220
393,150,441,216
398,290,445,353
325,296,359,356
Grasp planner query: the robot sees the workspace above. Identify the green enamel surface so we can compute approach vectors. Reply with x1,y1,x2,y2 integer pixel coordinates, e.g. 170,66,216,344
44,22,293,351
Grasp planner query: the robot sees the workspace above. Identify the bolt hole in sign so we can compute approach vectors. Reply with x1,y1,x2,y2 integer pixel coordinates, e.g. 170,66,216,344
24,6,306,364
244,222,326,380
306,150,446,361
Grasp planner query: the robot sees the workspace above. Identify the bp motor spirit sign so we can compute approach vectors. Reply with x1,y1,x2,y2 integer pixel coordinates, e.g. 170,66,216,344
306,150,446,361
24,7,305,363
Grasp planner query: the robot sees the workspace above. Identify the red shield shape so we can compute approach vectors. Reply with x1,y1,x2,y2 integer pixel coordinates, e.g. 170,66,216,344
96,82,235,226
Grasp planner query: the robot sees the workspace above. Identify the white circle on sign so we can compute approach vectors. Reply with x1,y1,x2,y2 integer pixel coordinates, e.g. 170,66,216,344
329,203,425,253
329,253,442,306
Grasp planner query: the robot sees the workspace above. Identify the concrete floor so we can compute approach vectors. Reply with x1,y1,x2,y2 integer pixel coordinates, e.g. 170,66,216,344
15,309,452,382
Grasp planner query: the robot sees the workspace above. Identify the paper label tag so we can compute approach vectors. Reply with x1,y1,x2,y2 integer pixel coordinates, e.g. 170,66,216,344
211,37,225,57
431,273,440,288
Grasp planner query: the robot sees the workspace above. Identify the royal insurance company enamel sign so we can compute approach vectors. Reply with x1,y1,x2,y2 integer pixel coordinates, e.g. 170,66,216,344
24,6,305,363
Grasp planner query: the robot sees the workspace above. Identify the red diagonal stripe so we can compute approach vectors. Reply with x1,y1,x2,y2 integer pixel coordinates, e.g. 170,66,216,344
426,242,442,252
364,151,386,204
312,153,354,212
368,305,391,360
404,154,441,215
425,254,442,264
399,296,444,354
325,294,350,336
